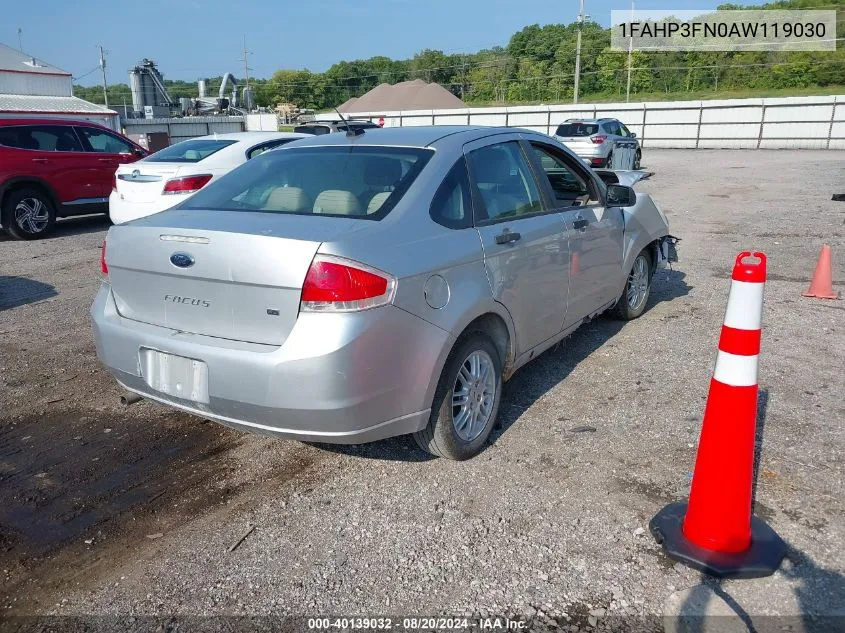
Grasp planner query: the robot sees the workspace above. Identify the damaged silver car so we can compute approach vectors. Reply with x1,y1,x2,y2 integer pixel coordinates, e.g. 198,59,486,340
92,126,678,460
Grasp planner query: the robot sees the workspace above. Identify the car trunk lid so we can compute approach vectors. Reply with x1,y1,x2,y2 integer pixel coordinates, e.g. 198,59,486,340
105,210,360,346
114,162,183,203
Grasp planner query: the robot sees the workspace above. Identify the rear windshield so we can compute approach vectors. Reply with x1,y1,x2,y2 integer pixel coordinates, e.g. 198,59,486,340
555,123,599,137
180,146,433,220
144,138,236,163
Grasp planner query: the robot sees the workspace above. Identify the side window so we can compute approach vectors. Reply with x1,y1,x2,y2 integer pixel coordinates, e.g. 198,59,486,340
247,139,293,159
76,127,134,154
430,158,472,229
603,121,621,136
25,126,84,152
467,141,543,223
529,142,599,207
0,127,31,149
620,124,632,137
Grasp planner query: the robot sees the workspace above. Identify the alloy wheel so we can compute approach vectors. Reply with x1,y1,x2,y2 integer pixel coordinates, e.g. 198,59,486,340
451,350,496,442
14,197,50,234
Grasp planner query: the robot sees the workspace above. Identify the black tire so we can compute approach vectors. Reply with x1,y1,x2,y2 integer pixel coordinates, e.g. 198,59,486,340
612,249,653,320
634,149,642,170
604,153,613,168
1,187,56,240
413,331,503,460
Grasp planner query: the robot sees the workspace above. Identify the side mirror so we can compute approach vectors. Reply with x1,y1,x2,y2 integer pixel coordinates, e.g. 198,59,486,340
630,132,636,138
606,184,636,207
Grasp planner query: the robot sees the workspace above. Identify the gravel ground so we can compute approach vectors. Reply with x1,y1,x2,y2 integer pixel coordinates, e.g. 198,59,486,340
0,150,843,632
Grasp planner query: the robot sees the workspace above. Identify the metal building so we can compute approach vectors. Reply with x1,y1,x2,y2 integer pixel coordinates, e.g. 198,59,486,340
0,42,118,129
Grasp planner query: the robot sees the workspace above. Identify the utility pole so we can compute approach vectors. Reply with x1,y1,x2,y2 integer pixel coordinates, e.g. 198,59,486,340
98,45,109,108
239,35,253,110
17,28,23,52
626,0,634,102
573,0,585,104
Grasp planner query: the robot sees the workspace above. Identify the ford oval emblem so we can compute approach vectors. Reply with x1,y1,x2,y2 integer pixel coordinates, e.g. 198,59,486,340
170,252,195,268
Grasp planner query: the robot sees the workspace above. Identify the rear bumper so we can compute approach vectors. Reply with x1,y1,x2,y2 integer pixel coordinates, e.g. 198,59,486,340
91,284,452,443
108,191,180,225
556,140,609,164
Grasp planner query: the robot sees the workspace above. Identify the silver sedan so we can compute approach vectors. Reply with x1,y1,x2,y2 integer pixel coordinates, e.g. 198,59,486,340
91,126,677,460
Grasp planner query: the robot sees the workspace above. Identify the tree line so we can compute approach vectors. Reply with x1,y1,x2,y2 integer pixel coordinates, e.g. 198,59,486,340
74,0,845,111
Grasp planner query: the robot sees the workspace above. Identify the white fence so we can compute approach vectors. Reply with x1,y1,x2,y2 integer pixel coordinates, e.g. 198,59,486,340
345,95,845,150
121,116,245,143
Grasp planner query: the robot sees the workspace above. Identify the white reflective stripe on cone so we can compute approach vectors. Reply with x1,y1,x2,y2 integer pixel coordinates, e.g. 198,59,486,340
713,351,759,387
723,280,765,331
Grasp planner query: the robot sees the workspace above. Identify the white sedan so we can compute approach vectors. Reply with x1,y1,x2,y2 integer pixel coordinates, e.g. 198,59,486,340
109,131,307,224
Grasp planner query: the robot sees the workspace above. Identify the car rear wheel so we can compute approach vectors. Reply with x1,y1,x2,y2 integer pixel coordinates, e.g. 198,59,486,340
2,188,56,240
612,249,652,320
413,332,502,460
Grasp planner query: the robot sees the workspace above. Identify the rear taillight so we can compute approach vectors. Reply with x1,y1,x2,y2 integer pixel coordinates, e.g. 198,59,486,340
162,174,213,195
100,240,108,277
301,255,395,312
112,172,117,192
591,135,607,145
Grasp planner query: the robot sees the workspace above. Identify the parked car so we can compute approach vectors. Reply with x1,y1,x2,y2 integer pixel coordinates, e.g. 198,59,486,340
293,120,380,135
0,118,146,239
554,118,641,169
109,131,308,224
92,126,677,460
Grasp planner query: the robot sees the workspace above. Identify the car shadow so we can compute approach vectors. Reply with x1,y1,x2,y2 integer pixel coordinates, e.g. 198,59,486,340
316,268,691,462
0,276,58,310
0,214,110,242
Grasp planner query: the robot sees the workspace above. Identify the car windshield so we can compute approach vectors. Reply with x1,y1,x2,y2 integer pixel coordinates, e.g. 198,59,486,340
144,139,237,163
556,123,599,137
180,146,434,220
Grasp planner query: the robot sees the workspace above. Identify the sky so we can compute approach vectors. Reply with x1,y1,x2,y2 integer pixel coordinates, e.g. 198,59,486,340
4,0,751,86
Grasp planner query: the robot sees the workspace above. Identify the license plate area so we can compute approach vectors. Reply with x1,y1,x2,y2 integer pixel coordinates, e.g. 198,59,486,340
139,348,209,404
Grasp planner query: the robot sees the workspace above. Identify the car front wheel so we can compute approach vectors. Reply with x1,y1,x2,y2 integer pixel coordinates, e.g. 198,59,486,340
2,188,56,240
413,332,502,460
634,149,642,170
612,250,652,320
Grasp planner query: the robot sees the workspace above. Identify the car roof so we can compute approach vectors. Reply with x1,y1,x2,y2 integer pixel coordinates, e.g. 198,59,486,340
281,125,505,149
184,131,308,143
0,117,113,129
562,118,621,124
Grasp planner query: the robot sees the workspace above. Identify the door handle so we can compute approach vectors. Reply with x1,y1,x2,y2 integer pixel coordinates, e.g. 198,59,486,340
32,158,49,164
98,158,115,163
495,230,521,245
573,219,589,230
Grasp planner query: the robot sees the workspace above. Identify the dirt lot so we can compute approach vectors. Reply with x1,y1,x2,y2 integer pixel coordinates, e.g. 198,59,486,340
0,150,843,632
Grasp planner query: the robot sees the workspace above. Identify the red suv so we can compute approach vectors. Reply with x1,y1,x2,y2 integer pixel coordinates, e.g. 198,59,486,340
0,118,147,240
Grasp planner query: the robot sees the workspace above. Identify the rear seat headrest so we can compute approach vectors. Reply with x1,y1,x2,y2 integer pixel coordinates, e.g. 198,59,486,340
314,190,363,216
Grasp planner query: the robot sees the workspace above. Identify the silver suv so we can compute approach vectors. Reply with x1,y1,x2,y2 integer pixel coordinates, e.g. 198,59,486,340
554,118,641,169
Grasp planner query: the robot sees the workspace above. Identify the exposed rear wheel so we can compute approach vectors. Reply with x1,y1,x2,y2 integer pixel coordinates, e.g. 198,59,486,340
2,188,56,240
413,332,502,460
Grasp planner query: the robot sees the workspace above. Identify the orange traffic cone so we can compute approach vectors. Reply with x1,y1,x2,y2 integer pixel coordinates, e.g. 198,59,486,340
802,245,840,300
650,252,787,578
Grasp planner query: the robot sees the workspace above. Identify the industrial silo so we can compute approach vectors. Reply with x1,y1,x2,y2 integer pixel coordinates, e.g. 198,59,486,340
242,86,254,111
129,69,145,112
